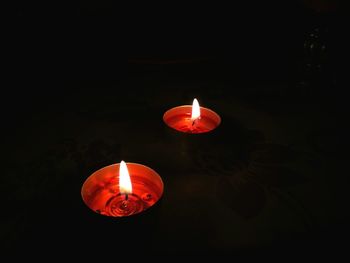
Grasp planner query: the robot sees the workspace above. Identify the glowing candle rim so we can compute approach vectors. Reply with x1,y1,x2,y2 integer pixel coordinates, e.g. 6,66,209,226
81,163,164,195
81,162,164,213
163,105,221,132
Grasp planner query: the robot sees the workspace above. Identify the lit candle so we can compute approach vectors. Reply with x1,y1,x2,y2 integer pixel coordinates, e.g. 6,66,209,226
163,98,221,133
81,161,164,217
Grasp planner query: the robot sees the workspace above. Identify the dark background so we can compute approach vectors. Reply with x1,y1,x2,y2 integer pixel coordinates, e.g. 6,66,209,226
4,0,348,257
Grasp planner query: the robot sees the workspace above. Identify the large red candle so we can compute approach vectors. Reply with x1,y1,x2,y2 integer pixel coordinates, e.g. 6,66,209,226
81,161,164,217
163,98,221,133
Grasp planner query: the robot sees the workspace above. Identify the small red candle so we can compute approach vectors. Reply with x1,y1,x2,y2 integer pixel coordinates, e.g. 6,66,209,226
163,98,221,133
81,161,164,217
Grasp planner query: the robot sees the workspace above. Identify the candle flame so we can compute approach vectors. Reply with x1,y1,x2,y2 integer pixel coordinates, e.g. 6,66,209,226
119,161,132,195
191,98,201,120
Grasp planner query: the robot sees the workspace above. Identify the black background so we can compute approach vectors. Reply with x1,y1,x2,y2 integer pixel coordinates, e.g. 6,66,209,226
4,0,348,258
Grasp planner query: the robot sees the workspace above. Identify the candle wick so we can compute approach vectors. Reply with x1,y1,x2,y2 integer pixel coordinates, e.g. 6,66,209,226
192,119,196,127
125,194,128,201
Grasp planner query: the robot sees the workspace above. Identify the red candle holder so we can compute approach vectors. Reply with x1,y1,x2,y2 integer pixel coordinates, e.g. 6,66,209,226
163,99,221,133
81,162,164,217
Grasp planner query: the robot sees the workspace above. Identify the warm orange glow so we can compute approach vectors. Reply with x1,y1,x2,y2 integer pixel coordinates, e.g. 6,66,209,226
191,98,201,120
119,161,132,194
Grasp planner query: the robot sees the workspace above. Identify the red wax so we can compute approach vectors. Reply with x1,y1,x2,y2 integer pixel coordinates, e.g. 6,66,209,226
81,163,164,217
163,105,221,133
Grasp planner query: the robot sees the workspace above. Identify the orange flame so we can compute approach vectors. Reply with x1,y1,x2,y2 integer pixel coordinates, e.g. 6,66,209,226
191,98,201,120
119,161,132,194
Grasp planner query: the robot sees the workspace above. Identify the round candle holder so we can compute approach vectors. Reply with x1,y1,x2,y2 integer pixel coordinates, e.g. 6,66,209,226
81,163,164,217
163,105,221,134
